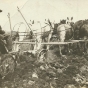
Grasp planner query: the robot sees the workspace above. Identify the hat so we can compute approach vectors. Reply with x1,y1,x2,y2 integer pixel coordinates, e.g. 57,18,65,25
0,9,2,12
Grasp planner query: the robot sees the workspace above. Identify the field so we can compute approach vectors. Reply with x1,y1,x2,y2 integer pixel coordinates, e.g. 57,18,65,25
0,44,88,88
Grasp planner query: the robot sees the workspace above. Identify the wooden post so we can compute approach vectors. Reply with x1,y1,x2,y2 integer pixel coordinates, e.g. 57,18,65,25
7,13,12,37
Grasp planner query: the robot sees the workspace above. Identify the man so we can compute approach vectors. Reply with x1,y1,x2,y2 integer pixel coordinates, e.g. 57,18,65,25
0,25,12,52
0,26,5,39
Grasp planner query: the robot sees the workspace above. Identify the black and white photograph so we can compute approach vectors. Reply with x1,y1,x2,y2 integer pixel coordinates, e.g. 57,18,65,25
0,0,88,88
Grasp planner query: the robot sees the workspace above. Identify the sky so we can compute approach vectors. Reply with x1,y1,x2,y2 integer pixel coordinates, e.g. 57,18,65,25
0,0,88,32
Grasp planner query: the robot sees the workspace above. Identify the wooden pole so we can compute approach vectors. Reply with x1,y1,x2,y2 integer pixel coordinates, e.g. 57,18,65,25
17,7,33,33
7,13,12,37
13,41,80,44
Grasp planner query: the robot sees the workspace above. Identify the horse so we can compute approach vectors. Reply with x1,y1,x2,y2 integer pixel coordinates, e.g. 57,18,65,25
74,19,88,40
31,20,54,52
73,19,88,54
51,17,74,57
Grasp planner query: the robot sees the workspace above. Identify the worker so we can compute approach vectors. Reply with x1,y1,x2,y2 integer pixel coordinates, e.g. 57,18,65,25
0,25,12,52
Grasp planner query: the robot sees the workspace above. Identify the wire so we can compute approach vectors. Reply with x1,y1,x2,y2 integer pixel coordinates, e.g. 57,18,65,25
20,0,29,10
2,0,29,28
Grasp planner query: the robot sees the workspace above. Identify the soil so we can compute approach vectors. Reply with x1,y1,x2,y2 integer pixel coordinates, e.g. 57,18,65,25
0,49,88,88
